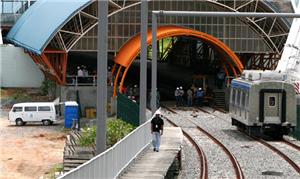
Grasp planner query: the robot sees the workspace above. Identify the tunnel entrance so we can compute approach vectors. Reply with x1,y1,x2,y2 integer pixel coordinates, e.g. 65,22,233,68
125,36,232,102
113,26,243,109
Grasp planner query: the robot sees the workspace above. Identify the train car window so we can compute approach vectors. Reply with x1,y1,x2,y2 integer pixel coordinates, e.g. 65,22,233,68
269,96,276,107
236,90,241,106
245,92,249,108
231,89,236,104
241,91,246,107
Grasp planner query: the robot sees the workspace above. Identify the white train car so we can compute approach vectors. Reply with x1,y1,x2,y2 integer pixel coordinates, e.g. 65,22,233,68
230,70,296,138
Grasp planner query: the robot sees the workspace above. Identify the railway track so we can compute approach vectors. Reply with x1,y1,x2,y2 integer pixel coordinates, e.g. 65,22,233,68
254,138,300,175
195,106,300,175
162,106,244,179
164,116,208,179
282,139,300,152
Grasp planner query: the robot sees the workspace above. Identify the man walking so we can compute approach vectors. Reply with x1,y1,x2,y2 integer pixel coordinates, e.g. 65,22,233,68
151,111,164,152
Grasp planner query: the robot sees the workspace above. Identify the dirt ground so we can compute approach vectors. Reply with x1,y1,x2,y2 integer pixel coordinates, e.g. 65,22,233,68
0,110,67,179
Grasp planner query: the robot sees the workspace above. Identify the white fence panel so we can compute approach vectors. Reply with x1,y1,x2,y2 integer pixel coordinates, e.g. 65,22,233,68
58,114,153,179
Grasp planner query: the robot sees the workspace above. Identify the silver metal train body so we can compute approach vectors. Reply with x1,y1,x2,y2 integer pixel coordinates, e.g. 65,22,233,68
229,70,296,138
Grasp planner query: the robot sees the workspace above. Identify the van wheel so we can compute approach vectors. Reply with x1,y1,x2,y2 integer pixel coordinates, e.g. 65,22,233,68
16,118,24,126
42,120,51,126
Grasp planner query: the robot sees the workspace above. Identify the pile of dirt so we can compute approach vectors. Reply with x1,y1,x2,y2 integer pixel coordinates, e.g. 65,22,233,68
0,88,53,109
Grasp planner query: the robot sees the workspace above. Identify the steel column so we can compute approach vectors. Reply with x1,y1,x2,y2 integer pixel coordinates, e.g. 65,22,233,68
151,13,158,115
140,0,148,124
96,0,108,154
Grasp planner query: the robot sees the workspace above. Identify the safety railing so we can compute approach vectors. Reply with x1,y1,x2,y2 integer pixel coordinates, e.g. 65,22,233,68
66,75,97,86
66,75,113,86
58,114,153,179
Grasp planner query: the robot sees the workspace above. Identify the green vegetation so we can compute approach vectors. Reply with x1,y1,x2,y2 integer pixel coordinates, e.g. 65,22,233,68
78,118,135,147
41,79,56,96
11,90,32,102
44,163,63,179
106,118,135,147
79,125,97,147
148,37,175,60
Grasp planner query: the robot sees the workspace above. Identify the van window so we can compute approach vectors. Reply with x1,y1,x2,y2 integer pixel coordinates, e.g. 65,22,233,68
25,106,37,112
13,107,23,112
38,106,51,111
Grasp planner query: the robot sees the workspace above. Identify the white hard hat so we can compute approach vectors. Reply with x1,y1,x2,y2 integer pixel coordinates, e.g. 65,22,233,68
176,87,179,90
199,88,202,90
180,86,183,89
155,110,161,115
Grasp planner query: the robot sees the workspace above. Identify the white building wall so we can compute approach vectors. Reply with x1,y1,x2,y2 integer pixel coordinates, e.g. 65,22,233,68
0,45,44,87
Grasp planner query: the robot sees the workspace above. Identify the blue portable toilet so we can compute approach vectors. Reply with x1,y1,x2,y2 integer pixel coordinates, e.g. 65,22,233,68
64,101,79,128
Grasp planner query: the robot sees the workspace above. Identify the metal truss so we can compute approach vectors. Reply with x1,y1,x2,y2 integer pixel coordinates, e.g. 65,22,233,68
209,0,290,53
33,0,291,84
45,0,290,54
243,53,281,70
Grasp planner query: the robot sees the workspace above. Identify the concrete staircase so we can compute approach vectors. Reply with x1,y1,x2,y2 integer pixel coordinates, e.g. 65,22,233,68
213,90,226,110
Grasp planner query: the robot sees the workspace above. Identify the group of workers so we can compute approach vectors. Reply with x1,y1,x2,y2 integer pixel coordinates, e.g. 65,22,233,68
175,86,207,107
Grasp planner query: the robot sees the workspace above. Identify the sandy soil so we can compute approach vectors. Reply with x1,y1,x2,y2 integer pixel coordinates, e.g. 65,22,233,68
0,110,66,179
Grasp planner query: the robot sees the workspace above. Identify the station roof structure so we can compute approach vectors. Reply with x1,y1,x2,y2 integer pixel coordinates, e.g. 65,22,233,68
5,0,295,85
7,0,92,54
7,0,294,55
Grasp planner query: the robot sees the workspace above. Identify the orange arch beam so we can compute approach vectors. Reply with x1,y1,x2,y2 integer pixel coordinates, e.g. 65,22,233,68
115,25,243,70
114,26,244,94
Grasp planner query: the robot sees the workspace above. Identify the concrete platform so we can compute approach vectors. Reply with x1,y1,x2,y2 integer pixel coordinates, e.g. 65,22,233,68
119,127,183,179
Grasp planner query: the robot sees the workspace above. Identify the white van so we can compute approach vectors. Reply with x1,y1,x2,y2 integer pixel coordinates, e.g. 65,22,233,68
8,102,57,126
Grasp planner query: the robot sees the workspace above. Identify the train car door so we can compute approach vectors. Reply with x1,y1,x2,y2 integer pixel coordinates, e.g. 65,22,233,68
264,93,281,124
259,90,286,124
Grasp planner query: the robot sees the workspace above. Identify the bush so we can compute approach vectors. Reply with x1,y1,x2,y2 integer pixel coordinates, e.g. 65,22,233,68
79,126,97,147
106,119,135,147
78,119,135,147
41,80,56,96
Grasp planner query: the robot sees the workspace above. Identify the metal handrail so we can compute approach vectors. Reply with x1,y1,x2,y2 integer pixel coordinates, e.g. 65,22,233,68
58,113,154,179
66,75,113,86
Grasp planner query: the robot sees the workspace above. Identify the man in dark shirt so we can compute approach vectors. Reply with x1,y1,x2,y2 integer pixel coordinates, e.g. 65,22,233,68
151,111,164,152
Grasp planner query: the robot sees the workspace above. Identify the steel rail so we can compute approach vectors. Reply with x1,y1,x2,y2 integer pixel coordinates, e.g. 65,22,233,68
282,140,300,152
195,106,300,175
255,138,300,175
163,106,245,179
163,116,208,179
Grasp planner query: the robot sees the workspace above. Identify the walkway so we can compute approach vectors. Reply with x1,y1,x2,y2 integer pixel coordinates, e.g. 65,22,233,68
119,127,183,179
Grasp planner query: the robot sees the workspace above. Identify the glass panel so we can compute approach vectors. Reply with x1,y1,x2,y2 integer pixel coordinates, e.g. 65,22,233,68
13,107,23,112
269,96,276,107
25,106,37,112
38,106,51,111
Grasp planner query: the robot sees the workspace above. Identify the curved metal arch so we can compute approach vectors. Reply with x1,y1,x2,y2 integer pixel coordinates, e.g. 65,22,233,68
48,0,289,54
113,25,244,96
